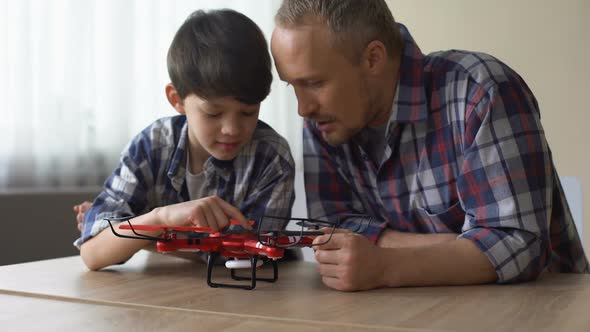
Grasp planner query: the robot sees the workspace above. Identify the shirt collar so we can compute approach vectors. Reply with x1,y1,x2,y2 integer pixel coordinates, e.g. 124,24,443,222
391,23,428,124
167,120,189,191
167,119,233,192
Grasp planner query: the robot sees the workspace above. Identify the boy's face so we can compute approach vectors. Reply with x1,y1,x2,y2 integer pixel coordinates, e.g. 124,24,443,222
172,91,260,163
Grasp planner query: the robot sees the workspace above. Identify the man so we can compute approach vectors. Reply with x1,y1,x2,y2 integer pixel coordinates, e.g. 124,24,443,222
271,0,588,291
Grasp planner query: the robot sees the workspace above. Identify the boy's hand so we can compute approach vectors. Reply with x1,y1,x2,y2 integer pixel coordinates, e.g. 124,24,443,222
157,196,250,232
73,201,92,232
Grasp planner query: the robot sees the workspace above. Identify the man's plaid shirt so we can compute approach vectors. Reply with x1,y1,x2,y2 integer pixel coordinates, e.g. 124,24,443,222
303,24,588,282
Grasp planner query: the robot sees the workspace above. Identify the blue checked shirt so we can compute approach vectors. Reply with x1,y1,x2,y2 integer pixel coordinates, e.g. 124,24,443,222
303,24,588,283
75,115,295,248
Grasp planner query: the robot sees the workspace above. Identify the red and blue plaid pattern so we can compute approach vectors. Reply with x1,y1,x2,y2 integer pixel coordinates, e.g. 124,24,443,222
303,24,588,282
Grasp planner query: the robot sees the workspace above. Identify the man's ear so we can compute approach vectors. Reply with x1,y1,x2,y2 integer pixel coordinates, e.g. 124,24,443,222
165,83,185,114
361,40,388,75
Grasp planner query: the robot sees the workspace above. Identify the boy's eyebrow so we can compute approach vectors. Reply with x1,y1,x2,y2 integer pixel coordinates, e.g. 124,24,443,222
205,101,225,109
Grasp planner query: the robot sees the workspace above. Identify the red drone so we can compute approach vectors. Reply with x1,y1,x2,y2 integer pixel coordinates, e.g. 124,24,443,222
107,214,371,290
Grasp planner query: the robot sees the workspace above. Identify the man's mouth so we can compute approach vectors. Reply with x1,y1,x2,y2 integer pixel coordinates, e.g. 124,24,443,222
316,121,335,132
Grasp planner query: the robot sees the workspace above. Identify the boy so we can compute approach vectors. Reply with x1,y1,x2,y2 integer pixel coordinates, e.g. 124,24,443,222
74,9,295,271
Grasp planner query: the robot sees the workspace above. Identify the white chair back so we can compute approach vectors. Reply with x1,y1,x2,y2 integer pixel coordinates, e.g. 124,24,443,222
560,176,583,241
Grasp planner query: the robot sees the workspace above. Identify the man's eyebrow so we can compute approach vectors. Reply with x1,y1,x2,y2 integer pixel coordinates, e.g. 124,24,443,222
285,76,320,84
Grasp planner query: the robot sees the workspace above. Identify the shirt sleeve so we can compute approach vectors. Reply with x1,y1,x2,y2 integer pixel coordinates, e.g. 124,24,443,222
303,120,387,243
239,136,296,231
457,73,553,283
73,136,154,249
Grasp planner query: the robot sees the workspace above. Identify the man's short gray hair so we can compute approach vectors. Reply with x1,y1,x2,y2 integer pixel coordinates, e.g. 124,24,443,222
275,0,403,63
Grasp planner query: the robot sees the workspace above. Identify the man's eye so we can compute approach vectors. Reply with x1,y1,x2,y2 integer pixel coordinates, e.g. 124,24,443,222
306,80,322,88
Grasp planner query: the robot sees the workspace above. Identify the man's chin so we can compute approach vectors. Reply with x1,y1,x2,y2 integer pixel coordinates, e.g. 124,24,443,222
321,131,349,146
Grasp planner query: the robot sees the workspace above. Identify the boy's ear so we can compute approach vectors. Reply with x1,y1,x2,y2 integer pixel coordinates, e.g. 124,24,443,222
165,83,185,114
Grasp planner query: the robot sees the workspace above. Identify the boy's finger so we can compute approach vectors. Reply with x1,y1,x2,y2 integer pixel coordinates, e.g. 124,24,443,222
208,199,231,229
201,201,222,232
215,197,250,230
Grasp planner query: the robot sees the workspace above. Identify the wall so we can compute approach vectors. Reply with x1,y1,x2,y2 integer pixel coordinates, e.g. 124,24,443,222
0,189,99,265
386,0,590,249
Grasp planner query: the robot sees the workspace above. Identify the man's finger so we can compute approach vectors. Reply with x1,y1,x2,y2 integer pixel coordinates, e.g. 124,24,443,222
318,227,352,234
313,233,346,250
321,276,342,290
314,248,342,265
316,261,342,278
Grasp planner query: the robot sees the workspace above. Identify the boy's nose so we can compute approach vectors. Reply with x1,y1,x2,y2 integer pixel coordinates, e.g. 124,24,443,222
221,120,240,136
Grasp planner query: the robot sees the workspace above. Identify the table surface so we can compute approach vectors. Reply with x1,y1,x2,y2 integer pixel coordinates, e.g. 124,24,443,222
1,251,589,332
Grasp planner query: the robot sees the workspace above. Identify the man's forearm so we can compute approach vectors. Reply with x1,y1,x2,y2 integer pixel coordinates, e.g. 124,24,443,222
378,238,498,287
377,229,458,248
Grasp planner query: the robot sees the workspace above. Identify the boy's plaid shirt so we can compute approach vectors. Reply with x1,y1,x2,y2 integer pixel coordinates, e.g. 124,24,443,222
75,116,295,248
303,24,588,282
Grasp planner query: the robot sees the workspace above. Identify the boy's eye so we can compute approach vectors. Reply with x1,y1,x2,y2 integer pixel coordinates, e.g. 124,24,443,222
205,113,221,118
242,112,257,117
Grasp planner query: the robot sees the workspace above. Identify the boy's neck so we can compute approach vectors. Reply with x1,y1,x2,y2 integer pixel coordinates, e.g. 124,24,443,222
186,141,209,175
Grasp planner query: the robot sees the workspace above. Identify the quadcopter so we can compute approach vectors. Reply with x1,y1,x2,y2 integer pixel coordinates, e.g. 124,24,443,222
106,214,371,290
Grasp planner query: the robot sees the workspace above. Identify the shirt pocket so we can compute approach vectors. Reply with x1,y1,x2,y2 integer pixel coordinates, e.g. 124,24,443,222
414,201,465,234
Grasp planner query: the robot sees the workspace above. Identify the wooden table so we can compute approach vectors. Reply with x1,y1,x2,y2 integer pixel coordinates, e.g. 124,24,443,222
1,251,589,331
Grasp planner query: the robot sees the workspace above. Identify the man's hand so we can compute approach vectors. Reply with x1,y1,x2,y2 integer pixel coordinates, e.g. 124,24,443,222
155,195,250,232
73,201,92,232
313,232,387,291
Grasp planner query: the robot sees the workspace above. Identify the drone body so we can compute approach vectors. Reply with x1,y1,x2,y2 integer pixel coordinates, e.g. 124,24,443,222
108,216,336,290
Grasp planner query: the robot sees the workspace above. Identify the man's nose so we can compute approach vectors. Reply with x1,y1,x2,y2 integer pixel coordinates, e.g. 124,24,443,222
296,92,318,118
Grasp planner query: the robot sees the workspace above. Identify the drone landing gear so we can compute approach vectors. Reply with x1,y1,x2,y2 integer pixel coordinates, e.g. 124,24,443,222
206,252,278,290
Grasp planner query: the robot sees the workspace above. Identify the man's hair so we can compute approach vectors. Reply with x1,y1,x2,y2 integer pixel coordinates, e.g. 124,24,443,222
167,9,272,104
275,0,403,63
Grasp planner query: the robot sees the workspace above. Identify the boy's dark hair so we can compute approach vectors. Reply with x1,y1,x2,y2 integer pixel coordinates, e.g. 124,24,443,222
167,9,272,104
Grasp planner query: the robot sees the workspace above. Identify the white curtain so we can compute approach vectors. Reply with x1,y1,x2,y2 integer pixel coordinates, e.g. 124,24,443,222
0,0,301,190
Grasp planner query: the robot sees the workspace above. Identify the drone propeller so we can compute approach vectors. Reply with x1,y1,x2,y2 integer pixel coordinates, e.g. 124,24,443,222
118,224,214,233
294,219,336,229
260,229,325,237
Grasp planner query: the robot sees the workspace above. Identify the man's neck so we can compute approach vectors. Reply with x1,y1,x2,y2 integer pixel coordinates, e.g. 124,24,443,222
367,57,401,127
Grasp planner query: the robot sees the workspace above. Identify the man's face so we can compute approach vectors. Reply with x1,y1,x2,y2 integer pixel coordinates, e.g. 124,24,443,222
271,23,375,146
181,94,260,162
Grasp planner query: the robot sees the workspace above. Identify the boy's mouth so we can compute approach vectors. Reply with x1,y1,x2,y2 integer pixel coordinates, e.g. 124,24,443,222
217,142,240,151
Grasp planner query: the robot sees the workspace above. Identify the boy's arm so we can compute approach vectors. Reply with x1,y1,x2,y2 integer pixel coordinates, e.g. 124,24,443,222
80,208,163,270
81,196,249,270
